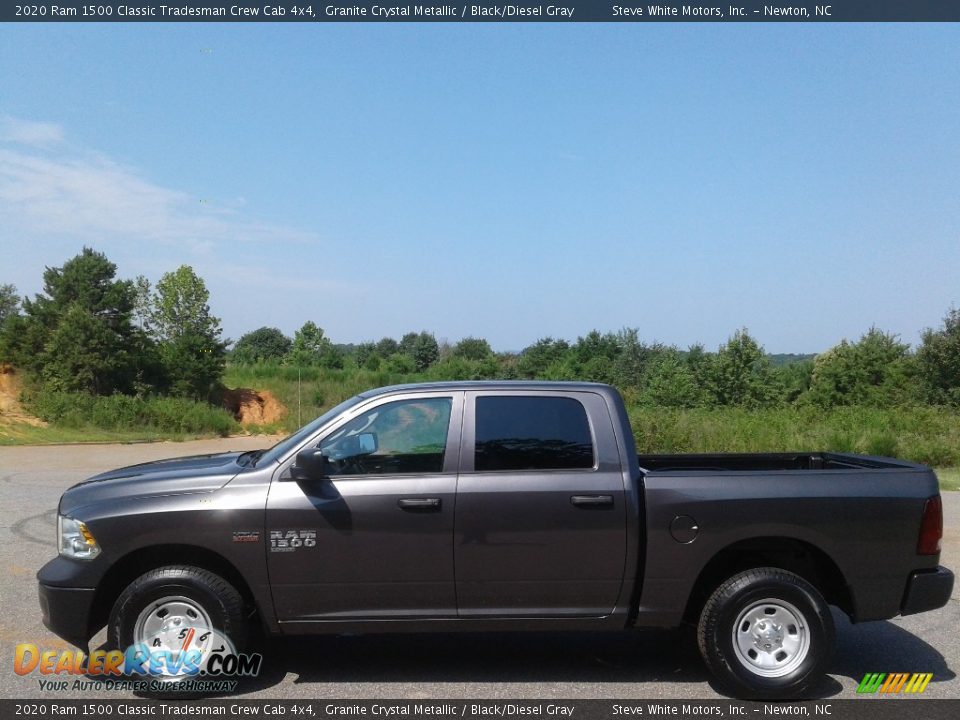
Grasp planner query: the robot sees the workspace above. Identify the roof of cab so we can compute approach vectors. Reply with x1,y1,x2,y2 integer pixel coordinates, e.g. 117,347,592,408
357,380,615,398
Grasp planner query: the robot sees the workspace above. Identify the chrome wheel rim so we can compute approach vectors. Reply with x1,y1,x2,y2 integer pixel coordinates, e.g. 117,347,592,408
133,595,214,659
732,598,810,678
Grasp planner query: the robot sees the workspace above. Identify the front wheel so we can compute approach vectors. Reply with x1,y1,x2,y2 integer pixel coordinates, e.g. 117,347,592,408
108,565,248,681
697,568,835,699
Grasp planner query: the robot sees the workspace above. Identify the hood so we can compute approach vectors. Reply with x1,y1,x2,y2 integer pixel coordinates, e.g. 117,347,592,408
59,451,246,517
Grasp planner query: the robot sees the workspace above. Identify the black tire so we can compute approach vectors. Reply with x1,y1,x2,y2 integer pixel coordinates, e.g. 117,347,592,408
697,567,835,699
108,565,248,674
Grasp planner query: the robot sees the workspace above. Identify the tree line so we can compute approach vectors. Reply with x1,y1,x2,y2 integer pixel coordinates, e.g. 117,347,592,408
1,248,958,413
0,248,224,402
232,320,959,409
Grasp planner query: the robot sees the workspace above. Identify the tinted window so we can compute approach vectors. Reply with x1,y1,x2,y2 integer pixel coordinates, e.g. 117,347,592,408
321,397,452,475
475,396,594,471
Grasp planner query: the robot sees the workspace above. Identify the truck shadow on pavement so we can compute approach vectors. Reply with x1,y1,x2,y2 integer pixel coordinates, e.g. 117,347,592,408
187,613,951,700
229,628,714,696
828,612,956,692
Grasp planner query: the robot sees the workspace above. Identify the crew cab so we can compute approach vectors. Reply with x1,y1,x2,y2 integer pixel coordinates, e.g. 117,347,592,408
38,381,954,697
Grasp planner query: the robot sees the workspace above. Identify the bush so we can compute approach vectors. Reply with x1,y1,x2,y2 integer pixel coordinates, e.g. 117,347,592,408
27,390,237,436
804,329,920,407
231,327,291,364
628,404,960,467
917,308,960,405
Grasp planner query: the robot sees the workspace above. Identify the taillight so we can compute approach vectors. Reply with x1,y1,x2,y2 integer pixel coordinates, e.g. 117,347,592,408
917,495,943,556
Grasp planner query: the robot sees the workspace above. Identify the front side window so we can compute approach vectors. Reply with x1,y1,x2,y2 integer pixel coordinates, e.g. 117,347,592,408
474,396,594,471
320,397,453,476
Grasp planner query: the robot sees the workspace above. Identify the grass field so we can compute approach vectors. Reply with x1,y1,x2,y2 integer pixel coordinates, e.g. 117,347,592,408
0,424,220,446
937,468,960,492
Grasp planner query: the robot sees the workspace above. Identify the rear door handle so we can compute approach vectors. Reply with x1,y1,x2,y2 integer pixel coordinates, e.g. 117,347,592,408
570,494,614,508
398,498,441,510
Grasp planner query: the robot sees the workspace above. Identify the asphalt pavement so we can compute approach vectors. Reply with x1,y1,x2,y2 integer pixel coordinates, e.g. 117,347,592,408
1,439,957,701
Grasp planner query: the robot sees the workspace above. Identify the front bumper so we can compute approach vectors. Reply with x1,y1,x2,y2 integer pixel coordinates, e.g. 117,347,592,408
37,557,98,650
901,566,954,616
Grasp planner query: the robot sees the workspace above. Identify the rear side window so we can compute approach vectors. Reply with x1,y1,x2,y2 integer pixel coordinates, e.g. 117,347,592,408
474,396,594,471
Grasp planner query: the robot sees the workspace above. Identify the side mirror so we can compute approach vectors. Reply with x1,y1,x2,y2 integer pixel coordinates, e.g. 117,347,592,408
325,432,379,460
291,447,328,481
357,432,378,455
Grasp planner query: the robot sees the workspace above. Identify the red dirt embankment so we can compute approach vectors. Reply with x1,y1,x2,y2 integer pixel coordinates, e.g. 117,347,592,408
0,365,46,427
222,387,286,426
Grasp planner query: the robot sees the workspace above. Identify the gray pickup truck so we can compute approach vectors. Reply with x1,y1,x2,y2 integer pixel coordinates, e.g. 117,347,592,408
38,381,953,697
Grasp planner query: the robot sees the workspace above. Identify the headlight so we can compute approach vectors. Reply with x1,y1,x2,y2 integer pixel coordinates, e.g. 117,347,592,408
58,515,101,560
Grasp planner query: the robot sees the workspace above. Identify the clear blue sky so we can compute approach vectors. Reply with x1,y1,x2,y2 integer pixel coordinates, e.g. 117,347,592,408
1,23,957,353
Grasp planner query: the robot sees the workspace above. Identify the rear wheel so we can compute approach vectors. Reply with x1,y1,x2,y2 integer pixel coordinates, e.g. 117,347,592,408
697,567,834,698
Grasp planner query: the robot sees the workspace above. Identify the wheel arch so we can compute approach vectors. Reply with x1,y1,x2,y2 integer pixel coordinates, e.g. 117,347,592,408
683,536,854,624
90,544,263,639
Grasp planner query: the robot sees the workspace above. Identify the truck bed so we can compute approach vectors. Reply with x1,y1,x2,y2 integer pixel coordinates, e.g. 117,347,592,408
638,452,925,473
634,450,940,628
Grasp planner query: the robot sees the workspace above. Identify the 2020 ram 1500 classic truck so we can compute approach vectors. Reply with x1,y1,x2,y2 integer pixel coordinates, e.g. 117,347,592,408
38,381,953,697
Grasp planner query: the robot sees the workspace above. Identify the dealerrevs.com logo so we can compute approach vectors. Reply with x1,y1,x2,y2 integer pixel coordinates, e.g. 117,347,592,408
856,672,933,694
14,629,262,694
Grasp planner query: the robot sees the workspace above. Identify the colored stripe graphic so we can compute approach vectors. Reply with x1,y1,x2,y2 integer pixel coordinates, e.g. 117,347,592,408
880,673,908,693
857,672,932,694
857,673,886,693
904,673,933,693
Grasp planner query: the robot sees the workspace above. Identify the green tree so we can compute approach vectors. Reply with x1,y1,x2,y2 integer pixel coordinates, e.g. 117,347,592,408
289,321,332,366
0,313,47,373
917,307,960,405
151,266,219,342
354,342,376,368
428,354,500,381
398,332,420,357
0,284,21,362
642,348,708,407
0,283,19,326
5,248,140,393
567,330,621,383
452,336,492,361
610,328,651,390
707,329,780,407
232,327,292,364
518,337,570,378
151,265,225,400
375,337,399,358
160,333,225,401
384,352,417,374
132,275,152,331
684,343,713,401
805,341,859,406
399,331,440,371
363,353,382,371
853,328,917,404
805,328,915,407
41,305,132,394
774,360,814,403
571,330,620,365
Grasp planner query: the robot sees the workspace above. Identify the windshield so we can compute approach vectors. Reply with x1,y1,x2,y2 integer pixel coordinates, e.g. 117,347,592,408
255,395,366,466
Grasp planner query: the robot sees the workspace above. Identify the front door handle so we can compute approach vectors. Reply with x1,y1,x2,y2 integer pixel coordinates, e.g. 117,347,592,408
398,498,441,510
570,494,614,508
